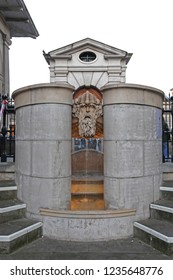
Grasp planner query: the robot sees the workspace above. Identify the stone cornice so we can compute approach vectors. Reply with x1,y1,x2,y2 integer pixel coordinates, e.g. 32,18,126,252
12,83,75,109
101,83,164,109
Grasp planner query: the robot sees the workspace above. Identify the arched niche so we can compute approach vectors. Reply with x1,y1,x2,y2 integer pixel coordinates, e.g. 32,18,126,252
71,87,104,210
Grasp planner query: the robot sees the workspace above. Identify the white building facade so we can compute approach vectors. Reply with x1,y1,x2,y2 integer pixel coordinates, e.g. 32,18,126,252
0,0,39,97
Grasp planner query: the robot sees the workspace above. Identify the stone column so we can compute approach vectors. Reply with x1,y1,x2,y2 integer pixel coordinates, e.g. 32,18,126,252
102,84,164,219
3,34,10,95
0,32,11,95
12,83,74,219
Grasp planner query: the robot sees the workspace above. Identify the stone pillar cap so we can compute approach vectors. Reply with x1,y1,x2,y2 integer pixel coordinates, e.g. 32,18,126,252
12,83,75,109
101,83,164,95
101,83,164,109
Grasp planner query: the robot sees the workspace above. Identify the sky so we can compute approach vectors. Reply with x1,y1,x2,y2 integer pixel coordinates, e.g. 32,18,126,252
9,0,173,96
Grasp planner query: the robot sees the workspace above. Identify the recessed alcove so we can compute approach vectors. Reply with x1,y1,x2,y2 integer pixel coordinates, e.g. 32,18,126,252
71,87,104,210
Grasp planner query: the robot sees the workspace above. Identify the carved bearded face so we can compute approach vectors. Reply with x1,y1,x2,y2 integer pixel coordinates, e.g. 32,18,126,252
72,91,102,138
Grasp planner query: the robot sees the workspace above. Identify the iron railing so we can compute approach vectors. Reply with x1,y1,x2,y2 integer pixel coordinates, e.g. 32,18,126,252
0,96,15,162
162,95,173,162
0,94,172,163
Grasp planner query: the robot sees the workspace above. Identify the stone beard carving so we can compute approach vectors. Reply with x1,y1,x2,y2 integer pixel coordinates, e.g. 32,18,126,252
72,91,102,138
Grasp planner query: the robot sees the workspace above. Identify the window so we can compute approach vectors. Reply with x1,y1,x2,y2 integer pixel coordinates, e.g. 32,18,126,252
79,51,96,62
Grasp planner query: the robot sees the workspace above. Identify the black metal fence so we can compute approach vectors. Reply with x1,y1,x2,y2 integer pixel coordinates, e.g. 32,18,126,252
0,96,15,162
0,94,172,163
162,95,173,162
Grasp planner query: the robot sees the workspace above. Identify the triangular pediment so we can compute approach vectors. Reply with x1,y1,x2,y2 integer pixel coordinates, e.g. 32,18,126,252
44,38,132,64
44,38,133,88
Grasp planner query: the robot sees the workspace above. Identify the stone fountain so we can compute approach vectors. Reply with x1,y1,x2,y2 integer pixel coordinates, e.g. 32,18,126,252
12,38,164,241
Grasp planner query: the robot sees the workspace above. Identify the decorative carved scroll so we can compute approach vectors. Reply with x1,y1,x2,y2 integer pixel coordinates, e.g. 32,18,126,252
72,90,102,138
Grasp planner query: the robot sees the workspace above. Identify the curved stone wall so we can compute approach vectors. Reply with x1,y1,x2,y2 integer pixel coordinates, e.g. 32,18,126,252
102,83,164,220
12,83,74,218
12,82,165,241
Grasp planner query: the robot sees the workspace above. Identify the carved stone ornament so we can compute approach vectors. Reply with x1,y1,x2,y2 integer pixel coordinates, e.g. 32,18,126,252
72,91,102,137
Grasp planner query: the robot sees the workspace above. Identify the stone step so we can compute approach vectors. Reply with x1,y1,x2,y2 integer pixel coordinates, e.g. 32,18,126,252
134,219,173,255
0,164,15,181
160,181,173,200
0,199,26,224
0,180,16,187
71,191,103,196
71,181,103,195
71,196,105,210
0,218,42,253
71,179,104,210
0,181,17,200
72,178,103,183
150,200,173,223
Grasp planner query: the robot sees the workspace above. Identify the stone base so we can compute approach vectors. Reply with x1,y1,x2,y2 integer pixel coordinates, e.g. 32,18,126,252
40,208,136,241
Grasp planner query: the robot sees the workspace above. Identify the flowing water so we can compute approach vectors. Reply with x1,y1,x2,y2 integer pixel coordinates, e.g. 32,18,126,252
71,138,104,210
